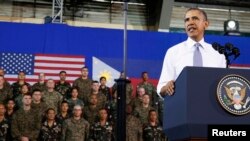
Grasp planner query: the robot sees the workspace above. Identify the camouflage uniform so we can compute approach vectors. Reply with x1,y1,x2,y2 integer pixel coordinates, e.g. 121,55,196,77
0,118,11,141
137,82,164,125
43,91,63,113
55,82,71,100
32,82,47,93
73,78,92,104
31,102,49,118
39,121,62,141
137,82,157,107
61,117,90,141
67,98,84,113
0,86,13,104
89,121,114,141
11,82,30,99
133,106,155,125
11,108,40,141
56,113,71,125
105,100,117,123
112,83,133,104
99,86,111,101
129,98,142,110
84,106,99,125
87,93,107,109
126,115,143,141
143,123,166,141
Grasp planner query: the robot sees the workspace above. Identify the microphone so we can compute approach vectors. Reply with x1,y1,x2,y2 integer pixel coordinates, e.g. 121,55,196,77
212,42,241,68
232,47,240,60
224,43,240,60
212,42,225,54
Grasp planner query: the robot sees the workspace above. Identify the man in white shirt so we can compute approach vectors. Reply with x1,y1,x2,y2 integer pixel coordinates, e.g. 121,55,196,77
157,8,226,98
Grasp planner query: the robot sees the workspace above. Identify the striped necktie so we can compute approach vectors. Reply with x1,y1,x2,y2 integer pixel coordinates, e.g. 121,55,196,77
193,43,203,66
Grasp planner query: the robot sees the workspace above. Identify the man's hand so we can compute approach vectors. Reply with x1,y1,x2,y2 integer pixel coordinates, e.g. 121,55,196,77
160,80,175,96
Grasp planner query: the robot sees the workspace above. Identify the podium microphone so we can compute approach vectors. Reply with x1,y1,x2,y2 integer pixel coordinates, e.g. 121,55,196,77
212,42,225,54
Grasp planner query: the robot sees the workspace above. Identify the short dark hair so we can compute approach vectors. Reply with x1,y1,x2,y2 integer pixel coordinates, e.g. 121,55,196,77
71,86,79,93
185,8,208,21
92,80,99,84
99,76,106,82
32,89,41,95
59,71,66,74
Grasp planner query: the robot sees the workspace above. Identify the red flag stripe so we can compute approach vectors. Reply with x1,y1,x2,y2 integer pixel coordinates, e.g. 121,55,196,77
34,60,85,64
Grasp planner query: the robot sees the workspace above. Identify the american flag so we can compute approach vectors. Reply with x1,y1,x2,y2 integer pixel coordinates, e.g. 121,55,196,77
0,53,85,85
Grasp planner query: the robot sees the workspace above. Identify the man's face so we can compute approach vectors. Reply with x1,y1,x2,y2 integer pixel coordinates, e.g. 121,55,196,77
142,73,148,81
32,91,42,102
73,107,82,117
18,72,26,80
137,88,145,97
0,105,6,116
0,76,4,86
81,68,89,77
149,111,157,122
39,73,45,81
92,82,99,92
90,95,98,105
0,69,4,76
59,72,66,81
47,80,55,89
7,100,15,110
142,94,150,105
184,10,209,41
100,78,106,86
23,95,32,106
61,103,69,112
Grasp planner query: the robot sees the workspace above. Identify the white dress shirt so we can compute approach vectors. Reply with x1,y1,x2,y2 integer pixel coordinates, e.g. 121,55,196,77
157,37,226,97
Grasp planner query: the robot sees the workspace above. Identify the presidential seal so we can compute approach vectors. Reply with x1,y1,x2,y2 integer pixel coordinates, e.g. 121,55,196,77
217,74,250,115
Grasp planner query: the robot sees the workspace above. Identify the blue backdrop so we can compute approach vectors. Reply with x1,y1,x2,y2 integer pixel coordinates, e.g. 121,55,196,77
0,22,249,80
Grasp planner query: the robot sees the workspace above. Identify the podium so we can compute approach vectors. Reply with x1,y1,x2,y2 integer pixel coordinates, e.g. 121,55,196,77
163,67,250,141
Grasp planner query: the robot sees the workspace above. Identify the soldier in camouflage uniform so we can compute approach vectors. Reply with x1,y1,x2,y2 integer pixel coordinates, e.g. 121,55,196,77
112,71,133,104
0,104,11,141
143,109,166,141
133,94,155,125
0,69,11,89
61,105,90,141
88,81,107,109
89,108,115,141
31,89,49,119
14,84,30,110
126,105,142,141
0,75,13,104
129,87,145,110
43,79,63,114
11,94,41,141
99,76,112,101
56,101,71,124
73,67,92,104
39,108,62,141
84,94,100,125
11,71,30,99
55,71,71,100
32,73,47,93
136,71,158,108
136,71,163,125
